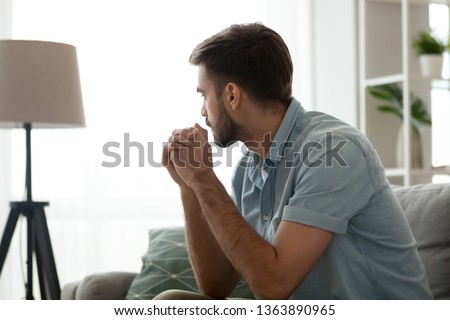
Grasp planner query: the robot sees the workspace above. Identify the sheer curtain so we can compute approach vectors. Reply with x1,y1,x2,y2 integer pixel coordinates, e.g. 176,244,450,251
0,0,311,298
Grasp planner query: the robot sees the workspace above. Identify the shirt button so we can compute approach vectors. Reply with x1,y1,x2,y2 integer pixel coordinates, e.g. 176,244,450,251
262,214,270,222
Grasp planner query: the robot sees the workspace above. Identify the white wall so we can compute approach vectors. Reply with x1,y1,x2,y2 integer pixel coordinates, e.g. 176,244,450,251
265,0,358,126
265,0,314,111
0,0,11,37
312,0,358,126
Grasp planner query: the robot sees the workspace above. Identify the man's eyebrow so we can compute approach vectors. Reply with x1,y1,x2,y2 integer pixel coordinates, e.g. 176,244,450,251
196,87,204,94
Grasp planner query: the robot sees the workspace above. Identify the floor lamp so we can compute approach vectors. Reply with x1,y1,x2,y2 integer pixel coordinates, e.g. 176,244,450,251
0,40,85,299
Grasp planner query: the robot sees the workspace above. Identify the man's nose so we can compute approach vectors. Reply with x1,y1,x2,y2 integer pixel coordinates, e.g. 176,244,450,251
201,105,207,117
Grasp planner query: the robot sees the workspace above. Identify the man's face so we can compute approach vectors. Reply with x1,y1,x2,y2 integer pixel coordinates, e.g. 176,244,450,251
197,66,240,147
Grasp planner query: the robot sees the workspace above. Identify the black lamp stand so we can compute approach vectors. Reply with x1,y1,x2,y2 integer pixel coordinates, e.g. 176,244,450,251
0,123,60,299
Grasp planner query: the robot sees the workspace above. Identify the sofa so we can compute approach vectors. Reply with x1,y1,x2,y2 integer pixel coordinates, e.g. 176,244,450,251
61,183,450,300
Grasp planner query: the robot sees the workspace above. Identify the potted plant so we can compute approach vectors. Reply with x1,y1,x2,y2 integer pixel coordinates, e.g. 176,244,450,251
412,30,446,78
367,84,432,168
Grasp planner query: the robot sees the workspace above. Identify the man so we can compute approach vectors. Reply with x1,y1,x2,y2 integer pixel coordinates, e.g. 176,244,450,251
161,23,432,299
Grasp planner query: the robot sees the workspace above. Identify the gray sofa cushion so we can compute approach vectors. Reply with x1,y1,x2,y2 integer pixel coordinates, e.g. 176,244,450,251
393,183,450,299
73,272,138,299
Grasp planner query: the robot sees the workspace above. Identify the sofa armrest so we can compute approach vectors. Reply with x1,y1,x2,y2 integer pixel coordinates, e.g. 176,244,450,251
61,272,138,300
61,280,79,299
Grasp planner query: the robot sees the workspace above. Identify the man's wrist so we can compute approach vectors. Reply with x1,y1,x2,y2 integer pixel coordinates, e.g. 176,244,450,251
179,184,194,195
189,169,221,196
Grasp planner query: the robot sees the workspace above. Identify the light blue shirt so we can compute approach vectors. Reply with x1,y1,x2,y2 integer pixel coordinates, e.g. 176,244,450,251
231,98,432,299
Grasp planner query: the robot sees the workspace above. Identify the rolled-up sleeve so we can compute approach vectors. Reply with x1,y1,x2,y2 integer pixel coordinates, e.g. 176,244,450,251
282,133,375,234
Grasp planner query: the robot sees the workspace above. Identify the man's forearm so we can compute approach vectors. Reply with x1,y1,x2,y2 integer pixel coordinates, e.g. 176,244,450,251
180,186,240,298
190,173,282,299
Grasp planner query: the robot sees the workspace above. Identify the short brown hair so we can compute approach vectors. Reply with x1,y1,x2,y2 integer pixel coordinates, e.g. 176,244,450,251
189,23,293,105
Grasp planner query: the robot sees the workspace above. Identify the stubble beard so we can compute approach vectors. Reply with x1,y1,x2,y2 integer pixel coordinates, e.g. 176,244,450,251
211,98,242,148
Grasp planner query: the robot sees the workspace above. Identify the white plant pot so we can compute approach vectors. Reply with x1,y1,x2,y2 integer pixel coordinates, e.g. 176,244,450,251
419,54,443,78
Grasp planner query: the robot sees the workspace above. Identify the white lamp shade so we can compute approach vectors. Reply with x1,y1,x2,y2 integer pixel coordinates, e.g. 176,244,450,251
0,40,85,128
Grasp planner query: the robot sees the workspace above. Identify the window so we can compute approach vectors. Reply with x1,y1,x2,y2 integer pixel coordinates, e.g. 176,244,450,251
429,3,450,182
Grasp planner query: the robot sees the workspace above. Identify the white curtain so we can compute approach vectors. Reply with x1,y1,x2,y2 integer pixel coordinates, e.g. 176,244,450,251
0,0,312,299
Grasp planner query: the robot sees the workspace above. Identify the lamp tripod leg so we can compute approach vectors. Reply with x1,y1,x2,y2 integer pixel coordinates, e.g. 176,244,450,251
0,203,60,300
26,210,34,300
34,240,47,300
0,208,21,275
34,207,60,299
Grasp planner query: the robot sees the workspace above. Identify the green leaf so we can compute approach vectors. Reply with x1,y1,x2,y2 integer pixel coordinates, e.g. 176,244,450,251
411,97,432,126
412,30,446,55
368,83,432,129
377,105,403,120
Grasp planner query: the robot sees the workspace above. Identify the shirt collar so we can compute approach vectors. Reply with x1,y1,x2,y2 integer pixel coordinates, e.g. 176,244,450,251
265,97,303,162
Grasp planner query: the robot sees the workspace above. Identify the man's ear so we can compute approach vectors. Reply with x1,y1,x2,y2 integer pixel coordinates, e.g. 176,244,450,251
224,82,241,111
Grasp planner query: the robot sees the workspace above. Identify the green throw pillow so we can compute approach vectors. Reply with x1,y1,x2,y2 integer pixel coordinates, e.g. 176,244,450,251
126,227,254,300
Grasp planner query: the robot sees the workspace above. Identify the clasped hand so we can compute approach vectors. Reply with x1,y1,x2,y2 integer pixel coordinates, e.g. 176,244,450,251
162,123,213,188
